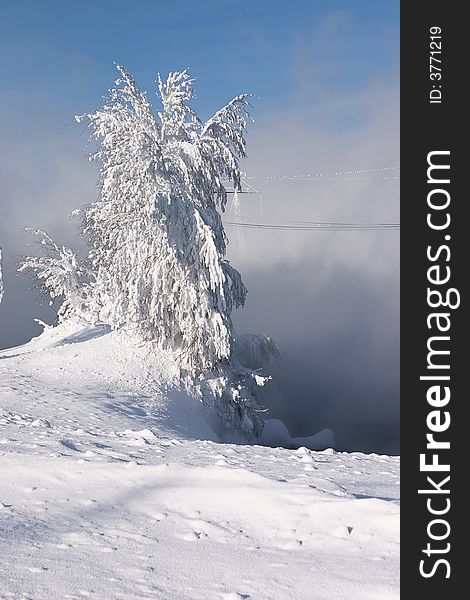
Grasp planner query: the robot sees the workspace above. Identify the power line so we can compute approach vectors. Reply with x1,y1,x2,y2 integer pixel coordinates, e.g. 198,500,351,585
222,167,400,231
223,220,399,231
223,166,400,194
242,166,400,181
290,219,400,227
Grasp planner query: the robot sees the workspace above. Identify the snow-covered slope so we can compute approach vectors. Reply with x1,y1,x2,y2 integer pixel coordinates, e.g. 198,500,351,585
0,324,399,600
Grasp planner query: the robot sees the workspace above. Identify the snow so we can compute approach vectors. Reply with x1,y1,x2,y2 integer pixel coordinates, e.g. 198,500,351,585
291,428,336,451
0,324,399,599
260,419,336,451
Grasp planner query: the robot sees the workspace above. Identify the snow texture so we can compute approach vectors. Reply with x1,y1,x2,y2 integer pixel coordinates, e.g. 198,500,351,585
0,324,399,600
258,419,336,451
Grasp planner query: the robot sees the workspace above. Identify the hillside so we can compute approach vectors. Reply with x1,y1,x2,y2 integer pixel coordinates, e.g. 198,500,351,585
0,323,399,600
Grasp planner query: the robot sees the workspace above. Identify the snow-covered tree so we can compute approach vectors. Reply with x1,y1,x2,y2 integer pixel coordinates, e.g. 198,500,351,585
21,64,272,438
19,230,90,321
76,65,251,374
77,65,266,435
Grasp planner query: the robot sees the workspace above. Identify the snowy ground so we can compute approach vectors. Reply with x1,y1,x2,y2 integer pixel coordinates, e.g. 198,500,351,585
0,324,399,600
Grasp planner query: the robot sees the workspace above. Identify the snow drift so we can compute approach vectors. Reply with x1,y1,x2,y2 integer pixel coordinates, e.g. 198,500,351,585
0,323,400,599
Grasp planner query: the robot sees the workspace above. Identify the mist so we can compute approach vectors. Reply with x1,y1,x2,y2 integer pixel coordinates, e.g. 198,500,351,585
229,74,399,454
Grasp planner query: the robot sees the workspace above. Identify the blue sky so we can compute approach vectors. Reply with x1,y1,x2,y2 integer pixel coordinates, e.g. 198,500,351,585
0,0,398,121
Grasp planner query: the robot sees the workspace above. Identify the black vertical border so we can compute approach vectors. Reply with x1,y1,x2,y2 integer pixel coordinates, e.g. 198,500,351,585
401,2,465,596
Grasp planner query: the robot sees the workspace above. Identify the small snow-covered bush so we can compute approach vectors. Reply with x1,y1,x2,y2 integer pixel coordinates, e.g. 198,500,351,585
233,333,280,370
19,229,91,322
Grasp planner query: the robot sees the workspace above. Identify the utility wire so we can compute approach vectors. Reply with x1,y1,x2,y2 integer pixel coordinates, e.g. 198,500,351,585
242,166,400,181
222,166,400,231
223,220,399,231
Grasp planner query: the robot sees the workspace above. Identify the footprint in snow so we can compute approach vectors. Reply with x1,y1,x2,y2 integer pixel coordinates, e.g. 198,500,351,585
177,531,207,541
59,439,80,452
27,566,48,573
31,419,51,428
186,510,201,518
80,499,97,506
332,525,354,538
153,512,168,521
220,593,251,600
279,539,303,549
